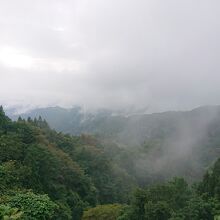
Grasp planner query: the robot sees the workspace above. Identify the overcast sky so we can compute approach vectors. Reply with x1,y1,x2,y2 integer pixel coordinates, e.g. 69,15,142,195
0,0,220,112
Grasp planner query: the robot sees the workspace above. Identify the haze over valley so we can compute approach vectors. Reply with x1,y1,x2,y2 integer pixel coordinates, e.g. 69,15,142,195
1,0,220,219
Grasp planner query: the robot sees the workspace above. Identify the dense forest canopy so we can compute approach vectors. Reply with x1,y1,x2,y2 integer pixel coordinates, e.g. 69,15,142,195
1,106,220,219
14,105,220,183
0,106,136,219
1,0,220,219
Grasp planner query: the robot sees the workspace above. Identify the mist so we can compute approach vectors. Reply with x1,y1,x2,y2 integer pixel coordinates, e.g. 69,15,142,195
122,106,220,183
13,104,220,184
1,0,220,184
1,2,220,218
1,0,220,113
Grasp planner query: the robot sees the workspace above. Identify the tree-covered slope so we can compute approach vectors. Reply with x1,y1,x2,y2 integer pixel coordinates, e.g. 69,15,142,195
0,106,135,219
12,105,220,144
10,105,220,183
1,105,220,219
83,160,220,220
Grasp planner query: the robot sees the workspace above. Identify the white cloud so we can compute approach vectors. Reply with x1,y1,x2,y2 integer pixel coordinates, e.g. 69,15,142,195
0,46,33,69
0,0,220,112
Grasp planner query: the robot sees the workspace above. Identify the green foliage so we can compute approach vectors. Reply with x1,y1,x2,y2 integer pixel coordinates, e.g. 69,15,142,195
0,204,23,219
20,106,220,185
176,196,220,220
0,135,25,163
7,192,58,220
1,106,220,219
0,106,11,133
74,145,135,204
0,107,136,219
198,158,220,199
144,201,171,220
0,161,31,193
117,175,220,220
214,215,220,220
82,204,124,220
129,178,191,219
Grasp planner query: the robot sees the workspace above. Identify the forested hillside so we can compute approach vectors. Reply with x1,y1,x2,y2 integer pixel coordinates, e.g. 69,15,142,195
1,106,220,219
15,106,220,183
0,106,135,219
15,106,220,146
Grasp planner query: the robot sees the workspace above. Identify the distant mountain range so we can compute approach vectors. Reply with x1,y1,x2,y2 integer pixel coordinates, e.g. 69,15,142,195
8,105,220,144
7,105,220,182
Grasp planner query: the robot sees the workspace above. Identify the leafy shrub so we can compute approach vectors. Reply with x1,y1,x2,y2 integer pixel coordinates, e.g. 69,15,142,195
82,204,124,220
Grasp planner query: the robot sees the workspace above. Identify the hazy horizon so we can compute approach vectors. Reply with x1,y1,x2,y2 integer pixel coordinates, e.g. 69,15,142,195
5,103,220,118
1,0,220,112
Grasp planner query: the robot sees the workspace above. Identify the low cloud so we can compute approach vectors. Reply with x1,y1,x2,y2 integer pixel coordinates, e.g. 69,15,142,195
1,0,220,112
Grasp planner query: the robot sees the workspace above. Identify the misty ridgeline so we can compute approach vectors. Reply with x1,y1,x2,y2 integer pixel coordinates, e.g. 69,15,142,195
0,104,219,219
1,0,220,219
13,105,220,184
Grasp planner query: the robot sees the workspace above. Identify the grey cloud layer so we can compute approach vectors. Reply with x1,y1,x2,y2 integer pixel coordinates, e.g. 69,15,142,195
0,0,220,112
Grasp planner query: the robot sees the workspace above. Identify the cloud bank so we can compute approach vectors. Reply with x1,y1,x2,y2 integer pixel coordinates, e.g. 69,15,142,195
1,0,220,112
